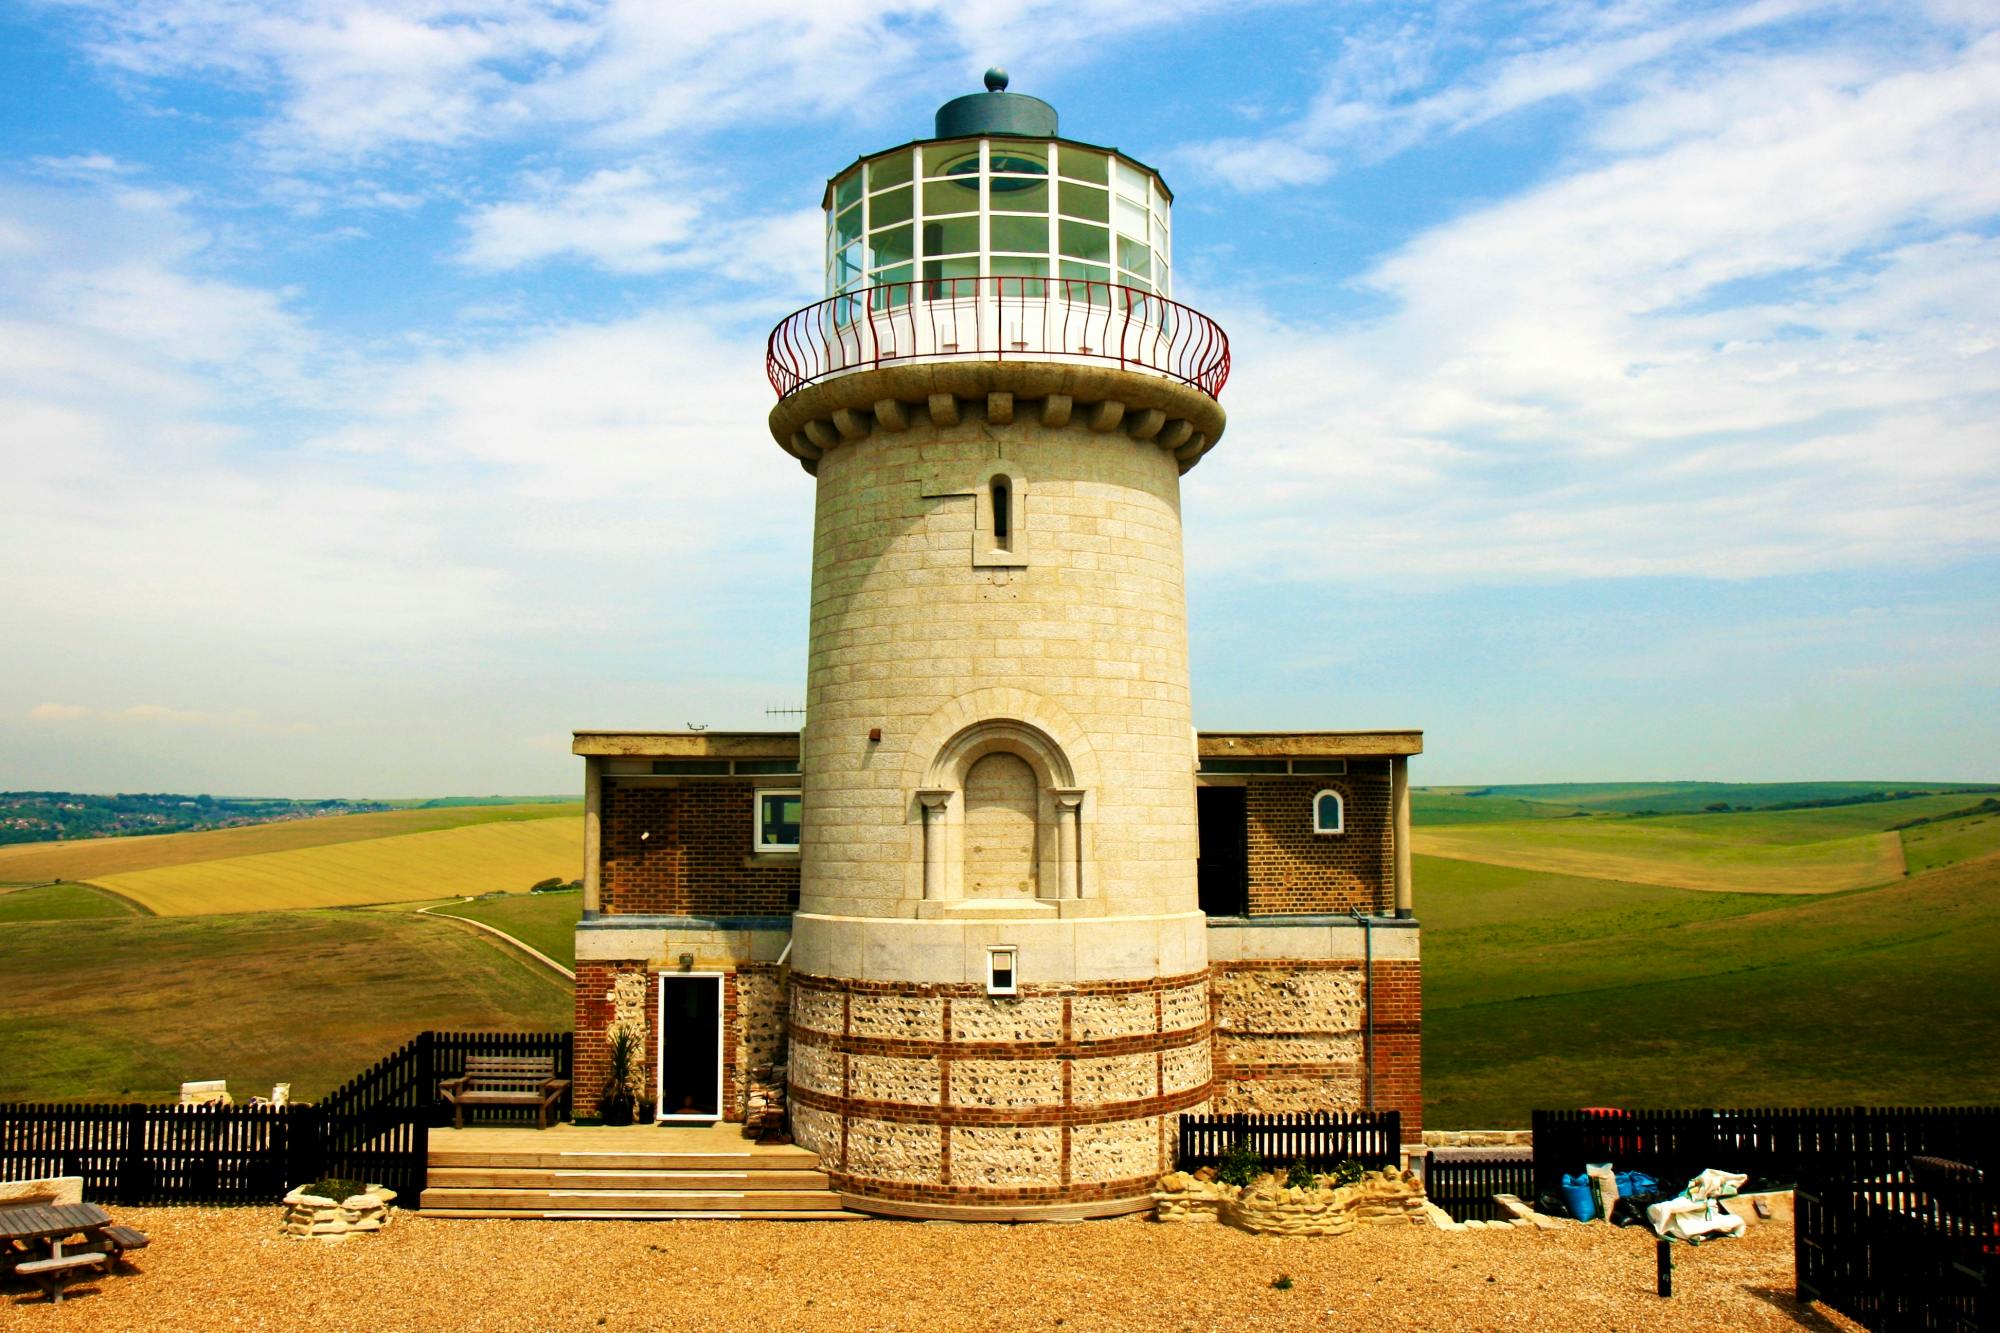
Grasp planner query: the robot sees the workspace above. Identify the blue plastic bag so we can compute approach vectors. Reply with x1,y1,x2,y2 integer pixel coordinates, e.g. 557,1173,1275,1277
1560,1172,1598,1222
1617,1170,1660,1198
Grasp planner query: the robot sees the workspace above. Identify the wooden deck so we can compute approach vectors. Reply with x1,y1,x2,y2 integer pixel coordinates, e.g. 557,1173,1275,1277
420,1124,858,1220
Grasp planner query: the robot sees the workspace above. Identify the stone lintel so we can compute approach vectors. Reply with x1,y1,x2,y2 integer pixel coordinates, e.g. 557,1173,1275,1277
571,730,800,758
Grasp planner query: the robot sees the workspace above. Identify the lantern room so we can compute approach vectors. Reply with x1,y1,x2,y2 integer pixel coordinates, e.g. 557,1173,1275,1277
821,70,1173,303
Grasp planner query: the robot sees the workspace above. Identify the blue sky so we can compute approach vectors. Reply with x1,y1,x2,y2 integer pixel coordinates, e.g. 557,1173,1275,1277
1,0,1995,796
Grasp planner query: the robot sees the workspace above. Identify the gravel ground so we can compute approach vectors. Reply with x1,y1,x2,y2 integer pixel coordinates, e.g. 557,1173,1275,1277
0,1208,1864,1332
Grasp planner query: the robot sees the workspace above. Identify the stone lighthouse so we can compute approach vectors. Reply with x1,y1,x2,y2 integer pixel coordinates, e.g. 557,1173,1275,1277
766,72,1227,1218
567,73,1422,1225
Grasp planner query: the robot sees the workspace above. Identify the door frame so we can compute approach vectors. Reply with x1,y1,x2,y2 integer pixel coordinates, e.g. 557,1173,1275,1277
655,972,725,1123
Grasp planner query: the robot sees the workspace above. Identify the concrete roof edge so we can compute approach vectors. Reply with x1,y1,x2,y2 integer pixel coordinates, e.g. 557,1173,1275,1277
572,730,802,757
1197,729,1425,757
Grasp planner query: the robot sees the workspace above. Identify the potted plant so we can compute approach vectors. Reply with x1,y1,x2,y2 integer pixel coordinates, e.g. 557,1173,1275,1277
600,1028,637,1126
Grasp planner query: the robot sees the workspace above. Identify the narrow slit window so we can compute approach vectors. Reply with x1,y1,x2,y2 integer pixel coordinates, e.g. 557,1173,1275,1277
991,477,1011,549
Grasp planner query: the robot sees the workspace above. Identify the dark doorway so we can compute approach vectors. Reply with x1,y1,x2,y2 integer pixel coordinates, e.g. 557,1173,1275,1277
657,975,722,1121
1197,785,1249,917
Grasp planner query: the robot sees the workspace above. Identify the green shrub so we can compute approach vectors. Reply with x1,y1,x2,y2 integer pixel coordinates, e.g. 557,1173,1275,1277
1327,1157,1365,1187
1215,1138,1262,1187
1272,1275,1294,1291
304,1177,363,1200
1284,1160,1317,1189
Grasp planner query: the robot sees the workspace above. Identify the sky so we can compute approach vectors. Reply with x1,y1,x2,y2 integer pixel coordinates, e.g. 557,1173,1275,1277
1,0,1995,797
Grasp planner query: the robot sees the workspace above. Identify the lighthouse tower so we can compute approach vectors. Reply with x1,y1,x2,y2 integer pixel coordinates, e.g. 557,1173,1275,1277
568,72,1422,1227
764,72,1228,1219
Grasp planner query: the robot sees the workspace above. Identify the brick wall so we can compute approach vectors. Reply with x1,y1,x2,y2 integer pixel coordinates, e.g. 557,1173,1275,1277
1243,768,1393,915
1209,958,1421,1140
600,780,800,917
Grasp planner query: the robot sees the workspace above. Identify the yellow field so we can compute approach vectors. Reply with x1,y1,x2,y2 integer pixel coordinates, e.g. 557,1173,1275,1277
0,802,579,883
91,816,584,915
1413,821,1905,894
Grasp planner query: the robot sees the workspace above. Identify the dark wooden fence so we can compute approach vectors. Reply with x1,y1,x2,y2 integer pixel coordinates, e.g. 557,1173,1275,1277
1797,1161,1995,1333
1176,1111,1402,1173
0,1030,572,1205
1532,1106,2000,1198
1426,1149,1535,1222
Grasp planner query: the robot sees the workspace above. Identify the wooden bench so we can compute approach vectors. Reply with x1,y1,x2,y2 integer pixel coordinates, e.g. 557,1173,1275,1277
102,1224,149,1268
438,1055,570,1130
16,1251,107,1304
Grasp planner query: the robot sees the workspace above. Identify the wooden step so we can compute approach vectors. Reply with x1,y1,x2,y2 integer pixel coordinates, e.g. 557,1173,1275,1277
419,1187,845,1212
427,1149,819,1172
417,1208,862,1221
424,1167,831,1191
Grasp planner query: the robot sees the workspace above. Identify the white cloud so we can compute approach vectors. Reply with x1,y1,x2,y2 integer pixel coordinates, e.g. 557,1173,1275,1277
27,703,92,721
1187,27,2000,583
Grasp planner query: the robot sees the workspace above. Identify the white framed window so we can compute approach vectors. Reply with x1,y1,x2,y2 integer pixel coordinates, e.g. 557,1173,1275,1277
755,788,802,852
985,945,1018,996
1313,790,1345,836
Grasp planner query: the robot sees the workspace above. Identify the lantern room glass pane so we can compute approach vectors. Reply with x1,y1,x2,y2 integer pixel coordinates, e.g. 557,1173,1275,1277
923,255,979,299
922,215,980,256
868,150,913,191
833,169,862,213
992,255,1048,296
988,178,1050,214
1058,146,1109,184
870,224,913,267
834,242,864,289
924,140,979,177
1117,237,1151,280
871,265,914,307
990,214,1048,253
1059,219,1110,264
870,185,912,227
1058,182,1109,223
1114,197,1147,239
989,143,1049,175
923,178,981,217
1058,263,1112,301
834,204,862,248
1114,159,1148,200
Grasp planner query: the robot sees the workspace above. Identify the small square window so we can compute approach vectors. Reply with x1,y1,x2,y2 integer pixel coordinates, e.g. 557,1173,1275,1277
757,789,802,852
986,946,1018,996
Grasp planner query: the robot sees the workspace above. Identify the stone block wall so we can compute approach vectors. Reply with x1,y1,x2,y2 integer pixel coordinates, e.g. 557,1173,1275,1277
1210,958,1421,1139
787,969,1215,1216
599,780,799,916
1243,768,1394,915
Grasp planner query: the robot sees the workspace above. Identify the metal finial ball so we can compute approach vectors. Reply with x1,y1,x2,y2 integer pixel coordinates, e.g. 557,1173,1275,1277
984,67,1009,92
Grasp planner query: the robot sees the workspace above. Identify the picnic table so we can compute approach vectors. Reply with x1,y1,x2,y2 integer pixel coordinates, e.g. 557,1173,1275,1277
0,1201,147,1304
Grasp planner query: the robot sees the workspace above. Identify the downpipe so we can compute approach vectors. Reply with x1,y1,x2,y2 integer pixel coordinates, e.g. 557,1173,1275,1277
1350,907,1376,1112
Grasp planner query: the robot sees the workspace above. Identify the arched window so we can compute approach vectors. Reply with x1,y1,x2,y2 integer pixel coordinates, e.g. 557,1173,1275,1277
1313,789,1344,835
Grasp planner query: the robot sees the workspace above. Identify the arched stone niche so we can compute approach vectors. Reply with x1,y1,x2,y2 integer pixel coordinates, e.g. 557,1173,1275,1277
914,717,1086,905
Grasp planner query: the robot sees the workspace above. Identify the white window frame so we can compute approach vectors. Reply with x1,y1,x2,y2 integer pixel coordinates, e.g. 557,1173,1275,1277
754,787,802,853
985,945,1019,996
1312,789,1345,836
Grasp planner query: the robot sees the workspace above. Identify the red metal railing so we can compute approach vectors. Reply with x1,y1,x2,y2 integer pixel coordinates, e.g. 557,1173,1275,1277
766,277,1231,400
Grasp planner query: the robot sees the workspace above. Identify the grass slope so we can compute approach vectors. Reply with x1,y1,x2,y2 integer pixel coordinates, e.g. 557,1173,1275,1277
1420,850,2000,1125
0,881,146,922
0,801,580,884
91,817,584,914
1442,780,1994,815
432,890,584,970
0,909,572,1102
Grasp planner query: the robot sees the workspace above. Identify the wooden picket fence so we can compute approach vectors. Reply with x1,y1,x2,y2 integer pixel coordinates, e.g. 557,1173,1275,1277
0,1030,572,1205
1797,1160,1996,1333
1176,1111,1402,1173
1425,1149,1534,1222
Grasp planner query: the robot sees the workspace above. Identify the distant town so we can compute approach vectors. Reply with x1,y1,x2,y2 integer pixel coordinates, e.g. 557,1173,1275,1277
0,792,393,846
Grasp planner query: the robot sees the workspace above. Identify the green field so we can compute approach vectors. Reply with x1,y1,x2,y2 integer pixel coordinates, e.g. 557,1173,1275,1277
1421,783,2000,1124
432,889,584,970
0,881,145,923
0,908,573,1101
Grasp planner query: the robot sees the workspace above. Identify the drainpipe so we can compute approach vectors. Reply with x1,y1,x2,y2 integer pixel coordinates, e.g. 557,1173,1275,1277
1350,907,1375,1112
